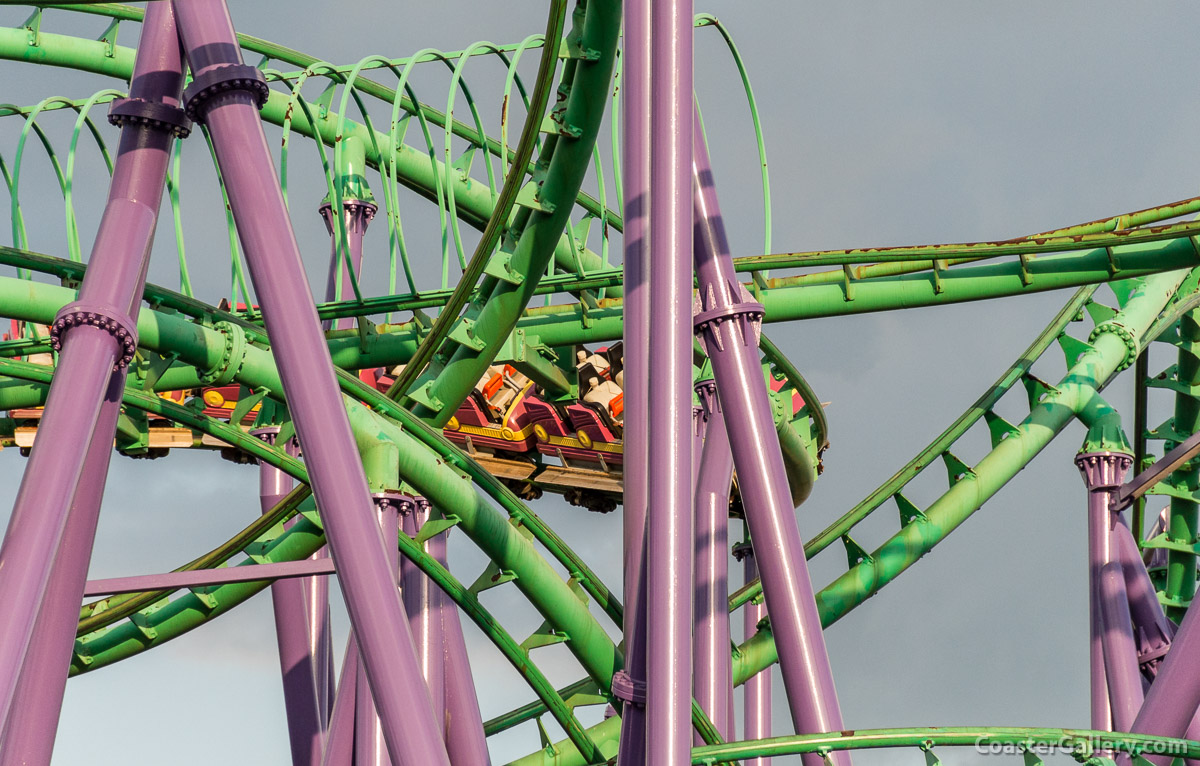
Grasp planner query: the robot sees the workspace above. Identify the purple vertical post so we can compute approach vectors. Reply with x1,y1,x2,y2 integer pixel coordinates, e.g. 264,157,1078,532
322,639,358,766
353,494,405,766
616,0,652,759
0,388,121,764
736,542,770,765
692,116,848,766
1075,450,1133,732
1129,580,1200,760
402,500,447,731
170,4,450,763
693,380,734,741
1098,562,1143,732
0,0,185,733
319,136,376,333
644,0,694,761
253,428,325,766
434,530,490,765
1112,523,1173,681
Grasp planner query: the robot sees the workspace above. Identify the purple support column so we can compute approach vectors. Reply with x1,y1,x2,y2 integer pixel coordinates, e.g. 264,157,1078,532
692,117,847,766
322,639,358,766
170,4,449,764
402,500,447,731
1113,524,1173,680
0,387,121,764
435,530,490,765
254,428,325,766
644,0,694,762
354,494,405,766
1129,575,1200,760
1076,451,1133,732
319,154,376,333
1098,562,1144,732
0,0,185,733
616,0,652,759
693,381,734,742
736,542,771,766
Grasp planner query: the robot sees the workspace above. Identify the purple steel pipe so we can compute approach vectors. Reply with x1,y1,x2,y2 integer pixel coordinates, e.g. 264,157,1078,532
440,550,492,766
1129,571,1200,761
0,386,121,763
1098,562,1143,732
84,558,335,596
693,382,735,742
320,196,375,333
402,502,447,732
354,497,403,766
617,0,652,759
169,4,449,764
255,429,325,766
0,0,184,733
1076,451,1133,732
739,544,770,766
322,638,358,766
1113,523,1173,680
644,0,694,762
692,116,847,765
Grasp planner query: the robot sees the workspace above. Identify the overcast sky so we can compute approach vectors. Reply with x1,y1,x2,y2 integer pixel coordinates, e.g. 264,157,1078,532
2,2,1200,764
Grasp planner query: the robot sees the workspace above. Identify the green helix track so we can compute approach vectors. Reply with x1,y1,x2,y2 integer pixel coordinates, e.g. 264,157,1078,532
2,3,1200,764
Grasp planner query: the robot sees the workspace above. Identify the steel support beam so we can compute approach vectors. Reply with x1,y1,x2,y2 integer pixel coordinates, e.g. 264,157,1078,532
169,2,450,763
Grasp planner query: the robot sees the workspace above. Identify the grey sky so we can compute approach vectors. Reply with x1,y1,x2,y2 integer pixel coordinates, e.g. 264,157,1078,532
1,1,1198,764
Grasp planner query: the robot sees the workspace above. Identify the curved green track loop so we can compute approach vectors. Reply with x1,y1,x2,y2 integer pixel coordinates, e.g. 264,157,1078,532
386,0,568,400
689,727,1200,763
6,8,1200,761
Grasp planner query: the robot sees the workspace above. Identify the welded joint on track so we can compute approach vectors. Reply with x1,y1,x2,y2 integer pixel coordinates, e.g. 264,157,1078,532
1057,333,1095,367
415,514,460,544
841,534,872,568
895,492,928,526
483,248,525,285
468,560,517,594
21,8,40,47
98,18,120,59
447,315,488,351
199,321,248,385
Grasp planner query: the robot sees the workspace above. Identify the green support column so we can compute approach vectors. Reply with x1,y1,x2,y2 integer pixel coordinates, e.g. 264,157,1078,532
1164,311,1200,621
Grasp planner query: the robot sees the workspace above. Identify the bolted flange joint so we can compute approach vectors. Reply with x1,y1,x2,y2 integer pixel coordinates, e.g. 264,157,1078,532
183,64,270,125
1089,321,1139,372
693,280,764,355
200,321,248,386
50,301,137,371
695,378,719,420
107,97,192,138
610,669,646,707
731,541,753,562
372,490,417,518
1074,451,1134,491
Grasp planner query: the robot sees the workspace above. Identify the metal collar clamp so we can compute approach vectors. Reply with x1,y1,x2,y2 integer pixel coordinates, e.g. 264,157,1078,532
107,98,192,138
49,301,137,371
693,281,764,354
731,541,754,562
183,64,270,124
610,669,646,706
